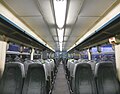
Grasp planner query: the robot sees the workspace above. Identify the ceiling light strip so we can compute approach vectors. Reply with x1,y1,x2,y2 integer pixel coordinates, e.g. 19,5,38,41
53,0,67,51
57,28,64,51
57,28,64,42
53,0,67,28
60,42,62,51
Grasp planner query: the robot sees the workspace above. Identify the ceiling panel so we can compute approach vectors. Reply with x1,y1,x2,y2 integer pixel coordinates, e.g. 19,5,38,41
65,17,99,48
64,28,71,36
66,0,84,25
64,43,72,50
21,16,55,49
64,0,85,49
37,0,55,25
79,0,116,16
62,42,66,47
21,17,53,38
63,37,68,41
46,41,56,46
4,0,41,16
44,38,54,42
50,28,57,36
54,37,58,41
56,42,59,45
68,37,77,42
55,46,59,51
70,17,99,37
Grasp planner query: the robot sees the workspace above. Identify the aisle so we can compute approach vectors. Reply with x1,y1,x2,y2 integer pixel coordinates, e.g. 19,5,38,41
52,63,70,94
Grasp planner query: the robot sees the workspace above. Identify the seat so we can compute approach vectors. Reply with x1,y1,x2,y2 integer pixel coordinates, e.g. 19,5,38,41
73,63,97,94
43,60,52,94
63,58,68,70
80,59,89,63
32,59,42,64
24,60,34,76
0,63,24,94
53,59,58,75
95,62,120,94
67,59,75,80
69,61,78,92
22,63,46,94
47,59,55,83
87,60,96,73
0,69,3,79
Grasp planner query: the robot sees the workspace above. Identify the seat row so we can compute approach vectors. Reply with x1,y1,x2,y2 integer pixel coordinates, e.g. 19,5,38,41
25,59,58,92
0,59,58,94
65,59,120,94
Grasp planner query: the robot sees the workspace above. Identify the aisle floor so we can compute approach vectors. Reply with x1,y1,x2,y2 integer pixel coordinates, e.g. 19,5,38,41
52,63,70,94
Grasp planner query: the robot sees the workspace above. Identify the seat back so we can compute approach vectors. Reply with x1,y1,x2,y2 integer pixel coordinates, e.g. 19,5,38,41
69,61,78,91
67,59,76,80
0,63,24,94
70,62,76,77
73,63,97,94
0,70,2,79
95,62,120,94
24,60,34,76
43,60,52,93
49,59,55,83
87,60,96,72
22,63,46,94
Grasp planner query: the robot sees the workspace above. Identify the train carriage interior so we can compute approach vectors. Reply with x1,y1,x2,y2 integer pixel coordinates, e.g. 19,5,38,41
0,0,120,94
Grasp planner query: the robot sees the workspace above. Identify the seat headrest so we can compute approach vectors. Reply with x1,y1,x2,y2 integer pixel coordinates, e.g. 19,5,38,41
95,62,116,77
5,62,25,77
24,60,34,64
32,60,42,64
98,61,113,63
87,60,96,63
76,63,91,69
73,63,91,77
28,63,44,69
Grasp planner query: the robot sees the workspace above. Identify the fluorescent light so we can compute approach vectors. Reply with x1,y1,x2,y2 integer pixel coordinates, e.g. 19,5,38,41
60,42,62,51
57,28,64,42
57,28,64,51
53,0,67,51
53,0,67,28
